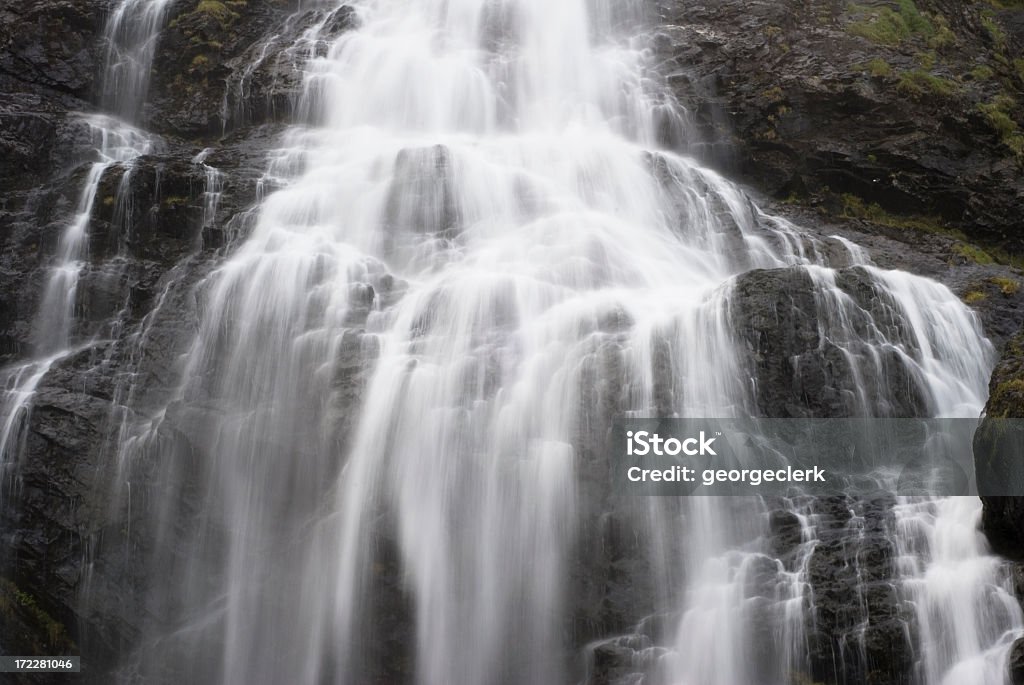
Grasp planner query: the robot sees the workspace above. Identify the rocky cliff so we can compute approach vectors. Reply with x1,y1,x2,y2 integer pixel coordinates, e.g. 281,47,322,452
978,332,1024,556
657,0,1024,255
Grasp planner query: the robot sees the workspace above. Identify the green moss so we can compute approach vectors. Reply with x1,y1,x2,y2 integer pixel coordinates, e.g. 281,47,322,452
102,195,114,206
841,193,950,233
954,242,996,265
978,96,1024,161
982,13,1007,48
964,290,988,304
896,70,958,98
169,0,240,31
848,0,934,46
866,58,892,77
0,578,76,653
915,51,936,69
839,194,1024,268
992,248,1024,270
196,0,237,22
928,24,956,50
971,65,995,81
162,195,190,207
1007,134,1024,158
990,379,1024,419
1008,337,1024,364
897,0,934,34
991,276,1021,295
190,54,210,69
849,13,908,45
983,107,1016,137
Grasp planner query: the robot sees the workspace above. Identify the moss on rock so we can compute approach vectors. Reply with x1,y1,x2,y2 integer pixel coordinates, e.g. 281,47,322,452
896,69,959,98
0,578,77,655
848,0,935,46
988,334,1024,419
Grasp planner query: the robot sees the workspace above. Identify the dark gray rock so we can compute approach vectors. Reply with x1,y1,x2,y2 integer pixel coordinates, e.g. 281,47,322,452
0,0,110,365
768,508,804,559
977,332,1024,558
585,635,662,685
148,2,357,138
0,0,107,105
804,495,912,685
730,266,928,418
1011,637,1024,685
757,200,1024,350
655,0,1024,256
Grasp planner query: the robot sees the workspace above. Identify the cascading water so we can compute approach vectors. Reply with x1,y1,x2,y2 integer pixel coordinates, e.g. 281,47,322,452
0,1,170,477
5,0,1021,683
102,0,176,123
897,498,1023,685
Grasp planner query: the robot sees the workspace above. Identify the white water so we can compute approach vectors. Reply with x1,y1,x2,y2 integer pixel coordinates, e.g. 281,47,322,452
0,0,168,480
0,120,144,480
102,0,176,122
897,497,1024,685
102,1,1023,684
0,0,1019,683
194,147,225,231
37,0,171,353
33,116,156,355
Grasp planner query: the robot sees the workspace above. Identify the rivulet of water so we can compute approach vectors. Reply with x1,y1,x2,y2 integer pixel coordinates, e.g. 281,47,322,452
0,0,170,484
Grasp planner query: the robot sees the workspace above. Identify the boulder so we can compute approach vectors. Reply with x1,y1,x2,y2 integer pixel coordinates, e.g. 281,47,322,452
730,266,928,418
978,331,1024,558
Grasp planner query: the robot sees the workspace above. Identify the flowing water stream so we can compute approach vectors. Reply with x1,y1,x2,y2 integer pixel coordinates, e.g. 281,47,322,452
3,0,1022,683
0,0,169,482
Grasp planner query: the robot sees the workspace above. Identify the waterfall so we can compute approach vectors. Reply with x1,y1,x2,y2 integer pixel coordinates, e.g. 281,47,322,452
3,0,1020,683
38,0,173,353
110,1,1020,683
897,498,1023,685
102,0,176,122
0,1,170,479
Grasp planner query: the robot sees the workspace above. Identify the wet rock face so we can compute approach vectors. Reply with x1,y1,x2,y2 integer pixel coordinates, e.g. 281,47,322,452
730,266,927,418
655,0,1024,255
803,494,912,685
0,0,106,103
0,0,338,672
91,154,208,261
1011,637,1024,685
147,1,358,138
0,0,110,363
0,0,109,200
978,331,1024,558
